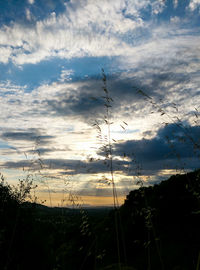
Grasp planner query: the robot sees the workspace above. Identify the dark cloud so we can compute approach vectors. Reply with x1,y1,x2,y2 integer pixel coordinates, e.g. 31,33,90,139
1,129,54,145
1,123,199,176
44,62,198,124
0,160,33,169
45,75,148,122
110,123,200,173
46,87,104,121
47,158,128,175
0,157,130,176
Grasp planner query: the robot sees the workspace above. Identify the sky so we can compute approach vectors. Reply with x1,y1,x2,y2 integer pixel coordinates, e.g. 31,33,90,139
0,0,200,207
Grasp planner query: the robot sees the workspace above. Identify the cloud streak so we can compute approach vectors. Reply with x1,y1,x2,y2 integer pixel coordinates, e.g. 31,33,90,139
1,130,54,143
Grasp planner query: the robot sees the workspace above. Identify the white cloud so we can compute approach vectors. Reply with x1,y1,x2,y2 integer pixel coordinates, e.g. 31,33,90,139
151,0,166,14
0,46,12,63
0,0,169,65
25,8,32,21
59,69,74,82
170,16,180,23
117,22,200,69
28,0,34,4
173,0,178,8
189,0,200,10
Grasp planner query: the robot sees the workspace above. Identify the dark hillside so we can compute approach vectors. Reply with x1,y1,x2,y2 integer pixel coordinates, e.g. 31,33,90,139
118,170,200,269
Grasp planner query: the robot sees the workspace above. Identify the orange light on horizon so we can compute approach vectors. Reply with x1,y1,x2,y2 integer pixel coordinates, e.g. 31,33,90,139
35,192,126,208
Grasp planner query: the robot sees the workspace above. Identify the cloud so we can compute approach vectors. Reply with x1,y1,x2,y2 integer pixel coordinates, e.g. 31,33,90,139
2,123,199,177
43,74,156,126
1,130,54,144
43,60,200,132
28,0,35,4
0,0,145,64
1,0,194,65
0,157,128,175
110,123,200,173
0,47,12,64
173,0,178,8
189,0,200,10
151,0,166,14
59,69,74,82
25,8,32,21
0,80,100,164
45,79,105,121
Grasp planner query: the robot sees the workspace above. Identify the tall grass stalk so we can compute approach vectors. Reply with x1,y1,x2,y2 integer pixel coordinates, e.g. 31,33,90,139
101,69,119,209
101,69,121,269
92,69,130,269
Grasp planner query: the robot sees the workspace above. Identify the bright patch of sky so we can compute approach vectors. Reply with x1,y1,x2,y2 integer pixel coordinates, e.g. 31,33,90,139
0,0,200,206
